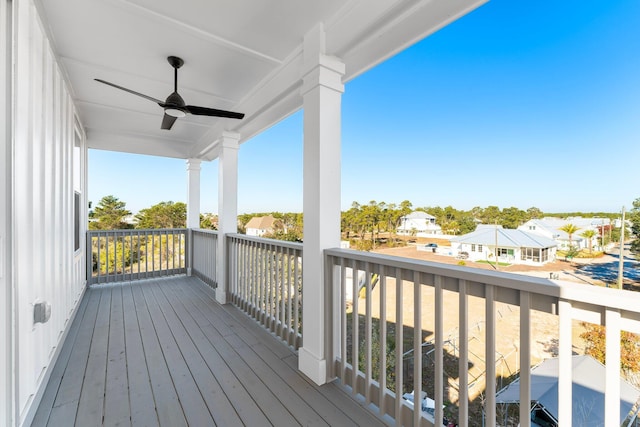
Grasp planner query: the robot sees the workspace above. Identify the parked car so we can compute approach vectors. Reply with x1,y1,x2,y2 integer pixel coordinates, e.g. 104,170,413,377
424,243,438,253
457,251,469,260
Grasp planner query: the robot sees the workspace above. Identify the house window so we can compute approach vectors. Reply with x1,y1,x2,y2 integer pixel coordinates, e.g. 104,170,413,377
74,192,81,251
471,244,476,252
529,226,535,230
521,247,543,262
477,245,483,252
73,130,82,253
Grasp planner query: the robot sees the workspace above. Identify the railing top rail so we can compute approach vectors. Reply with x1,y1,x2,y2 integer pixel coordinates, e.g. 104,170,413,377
191,228,218,236
87,228,188,234
325,247,640,314
227,233,303,251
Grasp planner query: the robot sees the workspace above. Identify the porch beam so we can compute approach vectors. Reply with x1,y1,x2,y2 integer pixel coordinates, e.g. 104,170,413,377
216,132,239,304
298,23,345,385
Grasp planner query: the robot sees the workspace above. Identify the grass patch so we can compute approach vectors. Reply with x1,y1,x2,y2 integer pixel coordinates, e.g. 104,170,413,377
475,260,511,267
557,250,604,259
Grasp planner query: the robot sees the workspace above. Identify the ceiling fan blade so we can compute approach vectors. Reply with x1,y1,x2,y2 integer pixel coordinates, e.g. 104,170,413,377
184,105,245,119
161,113,178,130
95,79,164,104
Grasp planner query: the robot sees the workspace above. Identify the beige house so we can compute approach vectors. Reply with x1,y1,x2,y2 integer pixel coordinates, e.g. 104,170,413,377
245,215,281,237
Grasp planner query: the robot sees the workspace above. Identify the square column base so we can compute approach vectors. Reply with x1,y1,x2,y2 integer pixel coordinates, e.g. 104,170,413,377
215,289,228,305
298,347,329,385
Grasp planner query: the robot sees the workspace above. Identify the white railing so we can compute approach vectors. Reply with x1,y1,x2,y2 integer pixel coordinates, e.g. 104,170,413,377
87,229,187,285
191,229,218,288
227,234,303,349
325,248,640,427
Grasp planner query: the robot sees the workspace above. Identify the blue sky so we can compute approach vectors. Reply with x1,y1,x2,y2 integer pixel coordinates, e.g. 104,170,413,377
89,0,639,215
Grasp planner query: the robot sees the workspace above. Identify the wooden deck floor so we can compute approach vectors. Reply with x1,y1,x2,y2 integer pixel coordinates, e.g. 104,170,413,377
31,276,387,427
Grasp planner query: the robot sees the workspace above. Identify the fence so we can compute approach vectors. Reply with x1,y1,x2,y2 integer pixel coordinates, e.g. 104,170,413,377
191,229,218,287
227,234,303,349
325,248,640,427
87,229,187,285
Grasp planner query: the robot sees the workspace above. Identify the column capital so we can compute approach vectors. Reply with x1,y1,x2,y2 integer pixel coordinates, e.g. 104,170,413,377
301,54,345,96
220,131,240,150
186,158,201,171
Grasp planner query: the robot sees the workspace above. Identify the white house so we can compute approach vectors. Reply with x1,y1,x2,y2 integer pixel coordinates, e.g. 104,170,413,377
450,225,557,265
519,217,605,251
245,215,280,237
397,211,442,236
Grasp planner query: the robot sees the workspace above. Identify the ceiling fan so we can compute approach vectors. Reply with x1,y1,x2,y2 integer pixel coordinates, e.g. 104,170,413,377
95,56,245,130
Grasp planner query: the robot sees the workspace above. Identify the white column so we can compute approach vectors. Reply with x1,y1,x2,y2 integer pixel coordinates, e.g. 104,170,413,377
186,158,201,277
298,24,345,385
186,159,201,229
216,132,239,305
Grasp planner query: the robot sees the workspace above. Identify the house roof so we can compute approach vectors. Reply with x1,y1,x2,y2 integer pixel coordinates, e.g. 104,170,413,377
522,217,607,242
495,355,640,424
402,211,436,220
245,215,277,230
450,226,557,248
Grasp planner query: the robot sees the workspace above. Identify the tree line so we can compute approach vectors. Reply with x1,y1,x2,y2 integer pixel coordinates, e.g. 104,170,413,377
89,195,637,253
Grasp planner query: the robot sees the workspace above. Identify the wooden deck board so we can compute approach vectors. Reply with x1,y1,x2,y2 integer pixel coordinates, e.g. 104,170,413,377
166,280,301,427
31,276,388,427
159,280,276,426
121,284,159,427
130,283,187,427
148,281,244,426
103,285,131,427
75,286,111,427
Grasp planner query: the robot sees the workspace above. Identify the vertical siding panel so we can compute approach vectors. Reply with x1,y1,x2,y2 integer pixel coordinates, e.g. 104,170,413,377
15,0,34,412
12,1,86,423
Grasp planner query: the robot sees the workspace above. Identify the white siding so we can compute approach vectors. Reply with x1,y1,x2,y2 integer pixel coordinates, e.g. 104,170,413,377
1,0,12,425
12,1,87,425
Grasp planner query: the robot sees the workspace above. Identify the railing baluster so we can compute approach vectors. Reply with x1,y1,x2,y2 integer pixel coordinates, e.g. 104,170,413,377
395,267,403,427
434,275,444,426
519,291,531,427
558,299,572,426
351,259,359,395
364,261,372,405
605,308,621,427
485,284,496,427
412,270,421,427
378,267,387,416
458,279,469,424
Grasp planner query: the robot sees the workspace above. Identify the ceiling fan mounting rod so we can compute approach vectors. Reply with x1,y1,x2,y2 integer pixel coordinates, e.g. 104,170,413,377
167,56,184,93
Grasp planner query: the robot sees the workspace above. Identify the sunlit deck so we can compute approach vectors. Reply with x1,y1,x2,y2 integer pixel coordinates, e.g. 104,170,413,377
31,276,387,427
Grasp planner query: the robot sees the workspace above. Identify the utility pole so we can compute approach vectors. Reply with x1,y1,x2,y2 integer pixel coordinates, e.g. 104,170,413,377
495,221,499,271
617,206,626,289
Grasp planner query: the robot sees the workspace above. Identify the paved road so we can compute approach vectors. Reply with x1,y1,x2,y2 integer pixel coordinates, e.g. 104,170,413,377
578,244,638,286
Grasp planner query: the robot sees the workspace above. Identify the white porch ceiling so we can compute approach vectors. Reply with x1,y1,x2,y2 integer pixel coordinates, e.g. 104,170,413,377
36,0,486,160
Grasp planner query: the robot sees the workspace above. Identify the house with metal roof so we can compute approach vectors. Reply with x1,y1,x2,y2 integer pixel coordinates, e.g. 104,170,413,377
397,211,442,236
518,217,606,251
495,355,640,426
450,225,557,265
